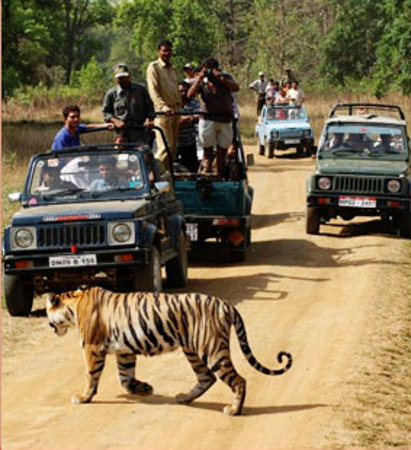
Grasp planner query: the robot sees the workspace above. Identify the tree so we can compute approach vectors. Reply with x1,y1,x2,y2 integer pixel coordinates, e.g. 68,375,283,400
320,0,384,85
61,0,113,84
373,0,411,96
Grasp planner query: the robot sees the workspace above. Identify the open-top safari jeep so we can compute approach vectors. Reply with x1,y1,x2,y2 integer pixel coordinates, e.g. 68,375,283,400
173,118,254,262
256,104,315,158
306,103,411,237
2,128,188,316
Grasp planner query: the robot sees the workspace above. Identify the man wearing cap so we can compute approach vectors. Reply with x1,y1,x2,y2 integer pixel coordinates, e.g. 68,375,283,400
249,71,267,116
146,40,182,169
103,63,155,143
183,63,197,85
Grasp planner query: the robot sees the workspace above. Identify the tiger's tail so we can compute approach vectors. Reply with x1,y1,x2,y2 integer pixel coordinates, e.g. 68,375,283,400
232,308,292,375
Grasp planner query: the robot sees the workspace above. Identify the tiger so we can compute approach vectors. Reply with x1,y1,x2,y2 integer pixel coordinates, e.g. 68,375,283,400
46,286,292,415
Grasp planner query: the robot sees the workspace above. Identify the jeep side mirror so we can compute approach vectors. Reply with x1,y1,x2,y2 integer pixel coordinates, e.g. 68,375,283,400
246,154,255,167
154,181,170,194
8,192,22,203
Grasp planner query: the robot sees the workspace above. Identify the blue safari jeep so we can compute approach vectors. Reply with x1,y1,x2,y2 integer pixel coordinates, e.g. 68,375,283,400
256,104,315,158
2,135,188,316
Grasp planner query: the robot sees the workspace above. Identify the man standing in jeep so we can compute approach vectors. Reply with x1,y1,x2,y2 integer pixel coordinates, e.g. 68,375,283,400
103,63,155,143
188,58,239,178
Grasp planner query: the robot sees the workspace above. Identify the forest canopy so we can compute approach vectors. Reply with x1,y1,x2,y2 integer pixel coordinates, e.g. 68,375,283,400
2,0,411,99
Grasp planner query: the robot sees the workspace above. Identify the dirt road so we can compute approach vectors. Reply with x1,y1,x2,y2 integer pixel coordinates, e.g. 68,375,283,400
2,147,408,449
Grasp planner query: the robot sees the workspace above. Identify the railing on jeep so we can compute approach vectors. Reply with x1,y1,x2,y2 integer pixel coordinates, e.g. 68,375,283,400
329,103,405,120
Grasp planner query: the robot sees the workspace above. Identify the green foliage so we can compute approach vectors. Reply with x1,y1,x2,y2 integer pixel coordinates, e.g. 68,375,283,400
71,57,110,102
320,0,384,84
373,0,411,97
2,0,411,101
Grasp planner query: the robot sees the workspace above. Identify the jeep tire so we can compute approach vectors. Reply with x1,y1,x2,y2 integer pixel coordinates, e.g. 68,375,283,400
397,211,411,238
258,143,265,156
166,230,188,287
4,273,34,316
267,142,275,159
306,207,321,234
133,247,162,293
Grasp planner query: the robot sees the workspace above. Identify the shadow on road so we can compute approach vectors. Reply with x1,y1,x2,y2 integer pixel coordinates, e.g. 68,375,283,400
114,393,328,416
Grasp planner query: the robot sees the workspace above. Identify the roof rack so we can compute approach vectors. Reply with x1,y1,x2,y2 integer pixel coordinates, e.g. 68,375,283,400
329,103,405,120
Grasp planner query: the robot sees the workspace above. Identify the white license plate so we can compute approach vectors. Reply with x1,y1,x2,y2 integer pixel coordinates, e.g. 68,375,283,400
49,254,97,268
186,223,198,241
338,196,377,208
284,139,300,144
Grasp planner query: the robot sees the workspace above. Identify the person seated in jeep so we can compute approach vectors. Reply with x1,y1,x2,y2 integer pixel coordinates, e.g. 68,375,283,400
345,133,373,151
326,132,350,151
35,166,78,192
373,133,403,154
89,157,123,192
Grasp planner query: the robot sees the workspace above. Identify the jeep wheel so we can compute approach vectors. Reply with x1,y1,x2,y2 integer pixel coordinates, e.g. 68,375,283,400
267,142,275,159
4,273,34,316
229,250,246,262
133,247,162,293
306,207,321,234
258,143,265,156
397,211,411,238
166,231,188,287
296,145,304,155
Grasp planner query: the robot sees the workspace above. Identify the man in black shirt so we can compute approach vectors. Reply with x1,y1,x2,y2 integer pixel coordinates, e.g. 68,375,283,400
188,58,239,177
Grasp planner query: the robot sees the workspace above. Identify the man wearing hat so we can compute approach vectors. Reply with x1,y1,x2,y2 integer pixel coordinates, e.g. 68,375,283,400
183,63,197,85
249,71,267,116
103,63,155,143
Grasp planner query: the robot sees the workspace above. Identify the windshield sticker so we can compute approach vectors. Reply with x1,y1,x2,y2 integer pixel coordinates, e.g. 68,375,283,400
47,158,59,167
43,214,101,222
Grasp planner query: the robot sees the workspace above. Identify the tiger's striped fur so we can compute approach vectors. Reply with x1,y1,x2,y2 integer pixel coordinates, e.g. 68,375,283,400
46,286,292,415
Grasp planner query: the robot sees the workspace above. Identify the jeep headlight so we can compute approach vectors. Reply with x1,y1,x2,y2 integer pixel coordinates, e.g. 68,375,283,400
303,129,311,137
271,131,279,139
387,179,401,193
317,176,332,190
11,227,37,250
108,222,135,245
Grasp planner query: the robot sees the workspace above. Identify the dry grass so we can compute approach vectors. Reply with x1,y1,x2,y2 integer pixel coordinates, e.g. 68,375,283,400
329,243,411,448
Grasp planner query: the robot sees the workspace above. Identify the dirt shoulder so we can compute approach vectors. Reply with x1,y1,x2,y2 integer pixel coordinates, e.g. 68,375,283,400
2,147,410,449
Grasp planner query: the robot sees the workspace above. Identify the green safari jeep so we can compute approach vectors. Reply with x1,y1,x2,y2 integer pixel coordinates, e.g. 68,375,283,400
306,103,411,237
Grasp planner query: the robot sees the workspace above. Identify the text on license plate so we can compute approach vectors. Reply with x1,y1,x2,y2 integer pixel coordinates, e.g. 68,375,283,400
186,223,198,241
284,139,300,144
49,254,97,268
338,196,377,208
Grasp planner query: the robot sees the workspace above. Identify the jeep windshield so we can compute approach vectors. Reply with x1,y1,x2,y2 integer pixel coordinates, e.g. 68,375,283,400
266,105,307,121
319,124,408,160
27,150,150,205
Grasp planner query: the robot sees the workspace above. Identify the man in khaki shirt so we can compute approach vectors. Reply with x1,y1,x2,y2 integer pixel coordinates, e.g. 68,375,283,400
147,40,182,168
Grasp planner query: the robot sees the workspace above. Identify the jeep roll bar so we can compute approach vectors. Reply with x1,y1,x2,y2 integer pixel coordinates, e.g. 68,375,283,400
329,103,405,120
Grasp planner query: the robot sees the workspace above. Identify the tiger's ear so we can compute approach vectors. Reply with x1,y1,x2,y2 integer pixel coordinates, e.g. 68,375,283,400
73,285,88,297
45,292,59,307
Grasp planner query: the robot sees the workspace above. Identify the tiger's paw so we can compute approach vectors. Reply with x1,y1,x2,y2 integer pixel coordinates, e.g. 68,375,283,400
175,393,193,404
71,394,91,404
223,404,241,416
128,379,153,396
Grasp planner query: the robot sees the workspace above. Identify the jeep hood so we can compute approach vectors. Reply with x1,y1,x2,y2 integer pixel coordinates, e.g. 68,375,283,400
317,159,409,176
11,199,151,226
269,121,311,131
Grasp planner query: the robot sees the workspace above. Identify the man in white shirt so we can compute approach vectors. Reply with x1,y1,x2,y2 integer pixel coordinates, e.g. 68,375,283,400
286,80,306,106
249,71,268,116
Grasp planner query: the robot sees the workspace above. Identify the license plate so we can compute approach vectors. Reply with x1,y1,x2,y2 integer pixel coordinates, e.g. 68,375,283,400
49,254,97,268
186,223,198,241
284,139,300,144
338,196,377,208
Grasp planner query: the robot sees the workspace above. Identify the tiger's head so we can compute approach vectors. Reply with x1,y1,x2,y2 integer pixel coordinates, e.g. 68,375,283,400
46,289,84,337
